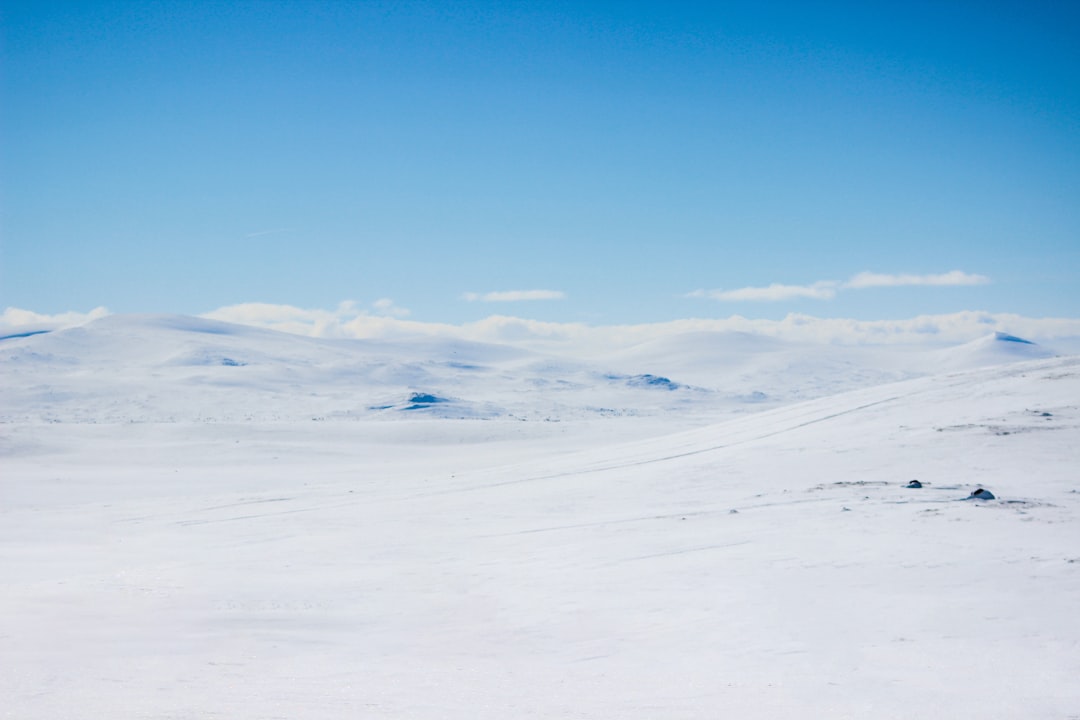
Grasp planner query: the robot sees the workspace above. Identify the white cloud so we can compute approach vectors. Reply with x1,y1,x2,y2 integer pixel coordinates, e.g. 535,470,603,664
845,270,990,289
688,282,838,302
463,290,566,302
0,306,109,335
691,270,990,303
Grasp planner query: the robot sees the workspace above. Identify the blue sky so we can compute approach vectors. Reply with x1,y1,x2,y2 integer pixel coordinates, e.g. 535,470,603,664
2,0,1078,326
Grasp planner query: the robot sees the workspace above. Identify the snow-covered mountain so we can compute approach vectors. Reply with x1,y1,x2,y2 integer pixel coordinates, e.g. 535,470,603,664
2,314,1078,719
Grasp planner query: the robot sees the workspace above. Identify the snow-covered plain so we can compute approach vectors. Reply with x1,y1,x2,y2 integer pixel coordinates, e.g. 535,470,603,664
2,315,1078,719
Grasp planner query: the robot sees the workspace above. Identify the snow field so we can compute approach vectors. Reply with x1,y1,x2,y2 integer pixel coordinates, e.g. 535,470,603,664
1,318,1078,718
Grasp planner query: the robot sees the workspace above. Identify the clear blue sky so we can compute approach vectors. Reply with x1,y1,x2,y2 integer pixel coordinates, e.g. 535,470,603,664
2,0,1078,324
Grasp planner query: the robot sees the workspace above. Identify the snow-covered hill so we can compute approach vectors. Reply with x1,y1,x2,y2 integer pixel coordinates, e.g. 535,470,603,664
2,315,1078,718
0,314,1063,427
931,331,1058,370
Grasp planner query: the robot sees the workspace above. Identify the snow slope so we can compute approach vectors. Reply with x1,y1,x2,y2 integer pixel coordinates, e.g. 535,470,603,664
1,316,1078,718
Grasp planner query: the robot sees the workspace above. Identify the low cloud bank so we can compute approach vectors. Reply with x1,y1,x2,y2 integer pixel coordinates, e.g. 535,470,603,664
6,303,1078,353
201,303,1080,352
0,306,109,335
201,300,414,337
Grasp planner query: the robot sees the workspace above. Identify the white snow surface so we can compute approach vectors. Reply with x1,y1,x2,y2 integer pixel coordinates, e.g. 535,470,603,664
2,315,1079,718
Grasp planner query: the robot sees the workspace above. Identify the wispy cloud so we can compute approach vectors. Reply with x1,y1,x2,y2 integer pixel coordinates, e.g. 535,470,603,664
372,298,410,318
688,282,838,302
691,270,990,302
844,270,990,289
244,228,295,239
463,290,566,302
